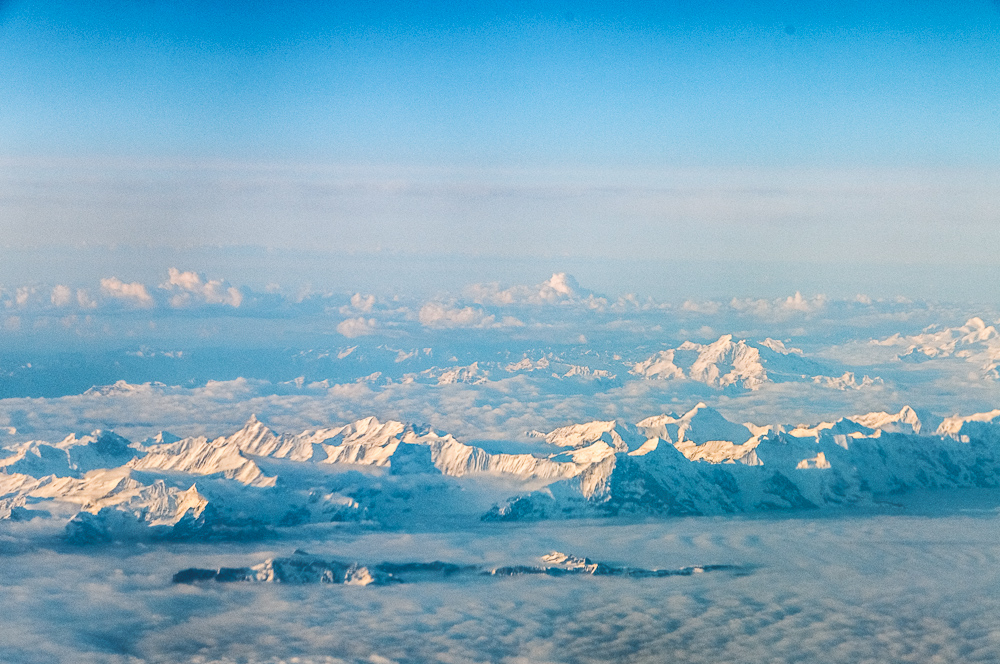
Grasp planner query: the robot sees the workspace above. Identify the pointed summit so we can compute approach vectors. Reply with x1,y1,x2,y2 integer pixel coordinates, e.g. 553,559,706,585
637,404,752,446
220,415,280,457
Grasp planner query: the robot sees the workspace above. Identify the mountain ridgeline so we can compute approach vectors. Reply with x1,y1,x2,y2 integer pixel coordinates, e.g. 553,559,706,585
3,404,1000,541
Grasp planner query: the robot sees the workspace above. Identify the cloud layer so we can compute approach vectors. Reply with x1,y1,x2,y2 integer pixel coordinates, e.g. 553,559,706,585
4,513,1000,663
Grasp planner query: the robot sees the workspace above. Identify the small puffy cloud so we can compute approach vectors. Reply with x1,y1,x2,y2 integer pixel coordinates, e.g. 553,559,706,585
15,287,32,307
418,302,522,329
538,272,583,301
76,289,97,309
350,293,375,312
466,273,596,306
730,292,826,318
100,277,154,307
682,300,722,315
783,291,826,312
337,317,378,338
420,302,495,328
340,293,377,315
162,268,242,307
50,285,72,307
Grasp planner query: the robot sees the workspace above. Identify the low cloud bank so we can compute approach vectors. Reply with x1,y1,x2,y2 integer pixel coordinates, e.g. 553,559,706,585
2,515,1000,662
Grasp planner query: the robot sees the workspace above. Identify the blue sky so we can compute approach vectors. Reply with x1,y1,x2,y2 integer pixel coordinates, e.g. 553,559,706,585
3,0,999,166
1,0,999,295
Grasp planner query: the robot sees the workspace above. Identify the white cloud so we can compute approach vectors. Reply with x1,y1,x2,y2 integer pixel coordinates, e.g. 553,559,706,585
783,291,826,312
76,289,97,309
339,293,377,316
417,302,524,329
419,302,496,328
729,292,826,318
100,277,154,307
350,293,375,312
337,317,377,338
682,300,722,315
15,287,31,307
0,515,998,664
162,268,242,307
50,285,72,307
466,273,597,306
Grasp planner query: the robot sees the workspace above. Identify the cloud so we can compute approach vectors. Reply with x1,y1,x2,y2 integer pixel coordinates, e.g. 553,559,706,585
99,278,154,307
419,302,496,328
681,300,721,315
162,268,242,307
15,287,32,307
76,289,97,309
1,516,999,664
729,291,826,318
337,317,378,338
350,293,375,313
50,285,72,307
416,300,524,329
466,273,599,306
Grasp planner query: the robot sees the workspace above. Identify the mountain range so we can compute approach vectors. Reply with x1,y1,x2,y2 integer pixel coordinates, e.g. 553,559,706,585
5,402,1000,541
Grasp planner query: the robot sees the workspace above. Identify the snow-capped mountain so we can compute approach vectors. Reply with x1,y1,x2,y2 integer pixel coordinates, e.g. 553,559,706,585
878,317,1000,378
630,335,878,390
6,404,1000,540
0,430,139,478
396,357,619,386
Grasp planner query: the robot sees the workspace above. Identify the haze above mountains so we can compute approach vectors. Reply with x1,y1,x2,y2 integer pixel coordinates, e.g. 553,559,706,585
1,270,998,436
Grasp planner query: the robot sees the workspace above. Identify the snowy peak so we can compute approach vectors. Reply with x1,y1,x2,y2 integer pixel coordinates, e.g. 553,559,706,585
631,335,759,385
129,435,273,487
886,318,1000,377
1,431,140,478
218,415,279,456
141,432,182,446
65,479,209,543
682,335,766,389
630,335,858,391
81,479,207,525
636,404,758,464
852,406,940,435
0,442,73,478
541,420,645,452
636,403,752,446
936,409,1000,440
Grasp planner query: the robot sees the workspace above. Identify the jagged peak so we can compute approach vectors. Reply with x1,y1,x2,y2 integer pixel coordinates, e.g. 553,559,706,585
542,419,642,452
243,414,264,428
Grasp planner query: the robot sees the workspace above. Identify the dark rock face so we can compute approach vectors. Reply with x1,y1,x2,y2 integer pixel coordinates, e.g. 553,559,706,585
756,471,818,511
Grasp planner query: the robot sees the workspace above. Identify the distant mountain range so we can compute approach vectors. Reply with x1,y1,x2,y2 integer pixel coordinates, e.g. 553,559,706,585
4,402,1000,541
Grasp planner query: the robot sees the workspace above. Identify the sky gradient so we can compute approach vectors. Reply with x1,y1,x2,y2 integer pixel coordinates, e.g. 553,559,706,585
1,0,999,296
3,0,1000,165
